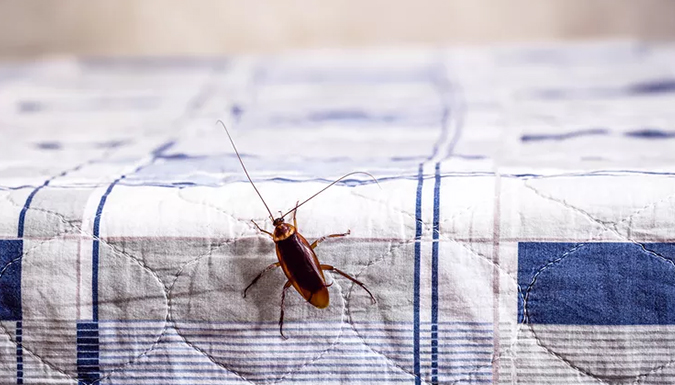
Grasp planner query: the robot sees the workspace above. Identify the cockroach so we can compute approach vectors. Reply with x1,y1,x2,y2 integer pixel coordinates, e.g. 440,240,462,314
218,120,377,339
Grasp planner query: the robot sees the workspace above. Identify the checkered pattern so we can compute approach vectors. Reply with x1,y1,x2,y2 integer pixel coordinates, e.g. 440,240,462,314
1,41,675,384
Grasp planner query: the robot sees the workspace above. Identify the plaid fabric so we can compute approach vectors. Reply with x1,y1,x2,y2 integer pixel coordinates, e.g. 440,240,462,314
1,41,675,384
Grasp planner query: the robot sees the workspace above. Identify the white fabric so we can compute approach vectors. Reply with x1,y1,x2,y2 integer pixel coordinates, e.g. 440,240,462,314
1,41,675,384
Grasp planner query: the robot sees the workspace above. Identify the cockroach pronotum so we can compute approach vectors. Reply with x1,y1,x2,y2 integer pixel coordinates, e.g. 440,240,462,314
217,121,377,339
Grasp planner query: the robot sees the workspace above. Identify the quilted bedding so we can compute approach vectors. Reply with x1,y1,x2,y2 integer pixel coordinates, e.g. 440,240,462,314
1,41,675,384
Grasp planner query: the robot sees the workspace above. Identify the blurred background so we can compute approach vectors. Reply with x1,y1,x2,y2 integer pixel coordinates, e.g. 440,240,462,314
1,0,674,59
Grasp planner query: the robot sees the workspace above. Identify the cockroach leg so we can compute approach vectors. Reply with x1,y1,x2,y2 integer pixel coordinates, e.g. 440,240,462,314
243,262,281,298
251,220,273,237
310,230,351,249
292,200,299,229
321,264,376,304
279,281,293,339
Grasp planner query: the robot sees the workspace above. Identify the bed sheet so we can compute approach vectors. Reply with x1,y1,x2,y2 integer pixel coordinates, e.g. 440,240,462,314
1,41,675,384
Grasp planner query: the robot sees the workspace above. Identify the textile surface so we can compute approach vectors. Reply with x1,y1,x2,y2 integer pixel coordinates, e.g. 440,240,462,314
1,41,675,384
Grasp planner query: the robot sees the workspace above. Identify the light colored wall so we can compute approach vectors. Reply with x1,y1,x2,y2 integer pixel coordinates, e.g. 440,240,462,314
0,0,674,58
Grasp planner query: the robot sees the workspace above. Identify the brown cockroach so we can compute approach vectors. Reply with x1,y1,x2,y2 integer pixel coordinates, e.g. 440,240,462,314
218,121,377,339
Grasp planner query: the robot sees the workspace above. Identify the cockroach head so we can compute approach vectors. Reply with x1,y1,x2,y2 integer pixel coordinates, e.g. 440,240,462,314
273,217,284,227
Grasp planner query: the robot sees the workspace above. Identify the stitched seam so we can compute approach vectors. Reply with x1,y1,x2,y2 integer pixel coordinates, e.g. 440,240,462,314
350,186,520,383
0,198,170,383
0,63,226,383
166,239,257,385
1,182,517,384
345,239,433,384
276,276,347,385
165,236,347,385
523,181,675,383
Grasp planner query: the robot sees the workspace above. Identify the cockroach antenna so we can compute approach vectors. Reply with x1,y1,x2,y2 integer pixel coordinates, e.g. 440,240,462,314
217,120,275,222
279,171,380,219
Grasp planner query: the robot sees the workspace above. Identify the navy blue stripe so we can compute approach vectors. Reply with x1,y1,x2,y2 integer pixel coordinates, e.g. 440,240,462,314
0,241,23,321
443,83,464,161
91,140,175,321
413,163,424,385
92,179,121,321
17,185,46,238
427,61,452,161
77,323,99,330
151,140,176,157
17,164,84,238
16,321,22,384
82,141,174,384
428,102,450,160
77,359,100,365
15,181,32,385
12,171,45,385
77,337,100,344
430,162,441,384
77,328,98,338
77,322,100,384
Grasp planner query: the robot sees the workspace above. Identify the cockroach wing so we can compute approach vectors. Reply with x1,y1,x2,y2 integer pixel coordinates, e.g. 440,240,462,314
275,232,330,309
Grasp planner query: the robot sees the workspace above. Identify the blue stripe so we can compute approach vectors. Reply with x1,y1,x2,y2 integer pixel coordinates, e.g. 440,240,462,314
77,323,99,330
77,329,99,337
520,242,675,325
77,337,99,344
87,178,114,385
77,359,99,366
428,100,450,159
10,166,44,385
430,162,441,384
91,140,175,321
81,141,174,384
413,163,424,385
92,179,121,321
0,241,23,321
16,321,22,384
443,83,464,161
17,163,88,237
77,322,100,384
151,140,176,157
427,61,451,161
7,169,675,193
14,177,41,385
17,185,47,238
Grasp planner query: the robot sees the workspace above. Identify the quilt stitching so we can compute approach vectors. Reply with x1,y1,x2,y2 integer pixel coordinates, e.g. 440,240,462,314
0,200,171,383
345,239,433,384
165,235,348,385
522,180,675,383
0,131,201,382
346,197,514,384
3,45,674,384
